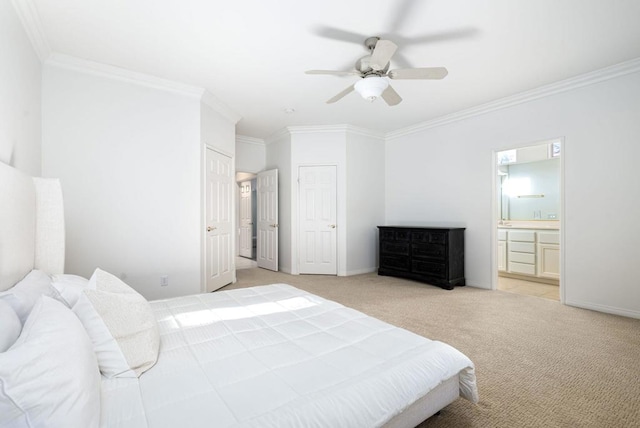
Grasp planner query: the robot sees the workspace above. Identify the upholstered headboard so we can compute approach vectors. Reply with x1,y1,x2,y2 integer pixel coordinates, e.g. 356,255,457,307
0,162,65,291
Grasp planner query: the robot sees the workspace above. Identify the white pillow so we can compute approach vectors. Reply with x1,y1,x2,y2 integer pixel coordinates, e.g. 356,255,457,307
0,296,101,428
0,300,21,352
73,268,159,378
51,273,90,307
0,269,61,323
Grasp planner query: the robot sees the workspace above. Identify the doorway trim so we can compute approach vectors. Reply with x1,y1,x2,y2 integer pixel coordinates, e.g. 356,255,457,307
490,137,566,303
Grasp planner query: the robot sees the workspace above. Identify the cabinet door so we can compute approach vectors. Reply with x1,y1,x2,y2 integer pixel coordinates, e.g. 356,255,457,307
497,240,506,272
538,243,560,279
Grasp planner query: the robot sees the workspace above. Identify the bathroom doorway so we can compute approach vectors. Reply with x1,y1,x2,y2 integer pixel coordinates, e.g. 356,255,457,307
493,139,563,301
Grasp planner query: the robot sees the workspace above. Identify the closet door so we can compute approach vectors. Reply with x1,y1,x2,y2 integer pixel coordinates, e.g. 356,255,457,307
298,165,337,275
205,148,233,292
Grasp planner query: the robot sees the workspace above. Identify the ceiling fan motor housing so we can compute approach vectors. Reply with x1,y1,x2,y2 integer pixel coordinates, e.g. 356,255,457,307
356,55,390,74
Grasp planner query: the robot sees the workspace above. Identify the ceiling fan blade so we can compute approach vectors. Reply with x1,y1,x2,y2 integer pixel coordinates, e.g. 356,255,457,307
306,70,360,76
388,0,421,33
388,67,448,80
313,26,367,44
326,84,355,104
381,85,402,106
370,39,398,70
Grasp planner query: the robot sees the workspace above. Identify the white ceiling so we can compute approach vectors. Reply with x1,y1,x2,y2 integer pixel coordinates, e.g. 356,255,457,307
30,0,640,139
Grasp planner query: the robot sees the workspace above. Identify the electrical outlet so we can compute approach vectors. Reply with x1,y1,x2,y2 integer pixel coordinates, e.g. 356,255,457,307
160,275,169,286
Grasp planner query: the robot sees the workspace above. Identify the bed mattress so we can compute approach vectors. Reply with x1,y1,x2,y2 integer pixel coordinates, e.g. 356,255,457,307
100,284,477,427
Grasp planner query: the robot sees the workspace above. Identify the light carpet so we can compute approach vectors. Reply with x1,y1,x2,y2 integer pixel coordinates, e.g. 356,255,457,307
225,268,640,428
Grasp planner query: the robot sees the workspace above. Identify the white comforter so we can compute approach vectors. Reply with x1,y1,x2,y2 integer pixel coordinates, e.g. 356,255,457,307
100,284,477,427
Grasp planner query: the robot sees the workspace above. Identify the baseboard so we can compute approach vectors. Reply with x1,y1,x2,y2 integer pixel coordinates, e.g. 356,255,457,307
564,299,640,320
343,267,377,276
278,266,292,274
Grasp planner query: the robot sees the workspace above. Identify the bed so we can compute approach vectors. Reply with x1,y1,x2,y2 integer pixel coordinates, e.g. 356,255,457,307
0,161,478,427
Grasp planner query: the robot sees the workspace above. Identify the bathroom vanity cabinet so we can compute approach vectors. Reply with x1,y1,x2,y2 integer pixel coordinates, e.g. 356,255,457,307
498,227,560,281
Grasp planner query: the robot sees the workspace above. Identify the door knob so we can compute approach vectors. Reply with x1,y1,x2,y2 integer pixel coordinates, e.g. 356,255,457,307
270,224,279,228
207,226,217,232
329,224,336,229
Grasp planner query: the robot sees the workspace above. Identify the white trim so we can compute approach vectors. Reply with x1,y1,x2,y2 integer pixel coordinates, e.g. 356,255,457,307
45,53,205,98
343,267,377,276
387,57,640,141
236,135,266,146
201,91,241,125
288,124,384,139
11,0,51,62
564,299,640,320
265,128,291,145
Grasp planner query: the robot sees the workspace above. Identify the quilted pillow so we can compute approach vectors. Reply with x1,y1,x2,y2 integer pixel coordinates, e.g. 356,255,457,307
0,296,101,427
0,300,21,352
0,269,61,323
73,268,159,378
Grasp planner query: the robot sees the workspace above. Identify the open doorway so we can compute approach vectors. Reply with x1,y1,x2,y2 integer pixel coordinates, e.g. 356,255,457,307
494,139,563,301
236,172,257,269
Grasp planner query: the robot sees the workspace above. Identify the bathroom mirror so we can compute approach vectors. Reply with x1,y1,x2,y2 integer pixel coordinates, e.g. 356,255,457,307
497,142,561,221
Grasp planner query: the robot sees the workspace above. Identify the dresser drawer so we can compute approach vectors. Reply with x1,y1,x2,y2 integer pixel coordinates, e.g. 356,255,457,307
381,241,409,256
509,242,535,253
380,255,410,271
509,251,535,264
412,243,446,260
412,260,446,278
412,230,447,244
381,229,411,242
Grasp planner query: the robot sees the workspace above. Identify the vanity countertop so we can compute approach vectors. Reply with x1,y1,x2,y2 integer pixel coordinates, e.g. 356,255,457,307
498,220,560,230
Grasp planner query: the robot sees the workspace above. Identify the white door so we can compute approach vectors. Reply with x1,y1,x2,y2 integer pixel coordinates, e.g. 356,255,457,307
239,181,253,258
205,148,234,292
257,169,278,271
298,165,337,275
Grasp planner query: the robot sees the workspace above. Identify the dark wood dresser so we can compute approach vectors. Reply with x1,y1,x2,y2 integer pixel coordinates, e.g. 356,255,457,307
378,226,465,290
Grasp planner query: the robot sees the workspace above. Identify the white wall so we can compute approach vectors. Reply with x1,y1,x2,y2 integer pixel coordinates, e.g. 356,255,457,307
236,136,266,173
265,131,292,273
346,131,385,275
0,2,41,175
386,70,640,318
42,64,203,300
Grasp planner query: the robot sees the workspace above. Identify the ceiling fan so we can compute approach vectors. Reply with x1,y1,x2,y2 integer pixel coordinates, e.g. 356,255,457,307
305,36,448,106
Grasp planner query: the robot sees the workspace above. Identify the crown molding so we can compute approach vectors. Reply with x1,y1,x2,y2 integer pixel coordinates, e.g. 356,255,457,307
201,91,242,125
387,57,640,141
11,0,51,62
287,124,384,139
46,54,242,124
236,135,265,146
265,128,291,145
46,53,205,98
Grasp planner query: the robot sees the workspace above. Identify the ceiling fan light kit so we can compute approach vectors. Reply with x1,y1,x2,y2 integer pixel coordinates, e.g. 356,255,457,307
354,76,389,102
